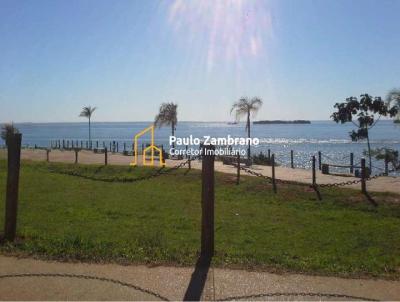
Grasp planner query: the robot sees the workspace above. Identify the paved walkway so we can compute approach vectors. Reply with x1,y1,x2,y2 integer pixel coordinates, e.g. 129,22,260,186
0,256,399,301
15,149,400,194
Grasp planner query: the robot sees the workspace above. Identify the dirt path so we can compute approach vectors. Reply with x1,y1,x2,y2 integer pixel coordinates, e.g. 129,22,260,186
1,255,399,300
16,149,400,194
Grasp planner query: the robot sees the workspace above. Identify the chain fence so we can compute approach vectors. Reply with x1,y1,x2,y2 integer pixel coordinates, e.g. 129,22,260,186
47,157,194,183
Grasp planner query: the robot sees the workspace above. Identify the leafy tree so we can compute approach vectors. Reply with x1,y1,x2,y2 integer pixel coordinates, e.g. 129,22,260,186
79,106,97,146
154,102,178,149
368,148,399,171
1,123,19,146
231,97,263,160
386,88,400,122
331,94,398,170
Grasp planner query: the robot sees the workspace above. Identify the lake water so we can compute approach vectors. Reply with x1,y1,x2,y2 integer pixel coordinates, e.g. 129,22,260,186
3,121,400,173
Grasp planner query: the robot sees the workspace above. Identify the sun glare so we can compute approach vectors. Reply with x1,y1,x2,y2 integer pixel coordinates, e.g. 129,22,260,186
167,0,273,71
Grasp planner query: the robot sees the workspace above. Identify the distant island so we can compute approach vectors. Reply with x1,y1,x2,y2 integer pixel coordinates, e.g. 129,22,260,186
253,120,311,125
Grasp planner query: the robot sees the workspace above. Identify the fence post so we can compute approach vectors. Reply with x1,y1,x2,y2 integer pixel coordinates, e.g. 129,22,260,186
312,155,316,186
46,149,50,162
201,145,215,258
385,152,389,175
361,158,366,194
236,153,240,185
318,151,322,170
62,139,65,149
75,149,78,164
350,153,354,174
267,149,271,160
4,133,22,242
123,142,126,152
105,147,108,166
272,154,277,193
290,150,294,169
188,155,192,170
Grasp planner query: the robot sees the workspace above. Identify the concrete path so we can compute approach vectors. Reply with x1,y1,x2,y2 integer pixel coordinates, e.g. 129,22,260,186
15,149,400,194
1,255,399,301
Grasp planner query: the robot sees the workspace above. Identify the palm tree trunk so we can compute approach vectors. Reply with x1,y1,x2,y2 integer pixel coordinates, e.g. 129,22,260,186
89,117,91,148
171,122,175,149
247,111,251,161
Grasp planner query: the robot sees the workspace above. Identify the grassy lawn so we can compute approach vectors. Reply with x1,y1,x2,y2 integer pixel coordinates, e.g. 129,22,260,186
0,159,400,279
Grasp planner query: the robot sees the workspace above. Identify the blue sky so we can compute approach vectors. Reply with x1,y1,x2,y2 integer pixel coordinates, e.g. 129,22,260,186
1,0,399,122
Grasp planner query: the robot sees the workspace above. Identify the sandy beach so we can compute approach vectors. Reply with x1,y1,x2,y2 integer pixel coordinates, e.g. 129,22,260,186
7,148,399,194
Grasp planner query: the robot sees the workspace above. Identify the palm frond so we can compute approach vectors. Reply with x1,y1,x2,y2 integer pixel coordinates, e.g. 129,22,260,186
154,102,178,129
79,106,97,118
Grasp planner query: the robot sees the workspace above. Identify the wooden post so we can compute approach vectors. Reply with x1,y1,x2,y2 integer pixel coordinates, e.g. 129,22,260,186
201,145,215,257
62,139,65,149
312,155,316,186
4,133,22,241
116,142,119,153
188,155,192,170
385,152,389,175
290,150,294,169
109,141,111,152
272,154,277,193
46,149,50,162
350,153,354,174
236,153,240,185
361,158,366,194
105,147,108,165
75,149,78,164
268,149,271,160
318,151,322,170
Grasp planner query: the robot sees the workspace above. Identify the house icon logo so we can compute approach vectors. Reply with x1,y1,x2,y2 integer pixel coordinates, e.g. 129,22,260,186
130,125,165,167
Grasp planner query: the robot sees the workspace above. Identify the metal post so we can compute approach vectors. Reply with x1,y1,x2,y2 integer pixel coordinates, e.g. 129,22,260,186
75,149,78,164
105,147,108,166
236,153,240,185
290,150,294,169
62,139,65,149
268,149,271,160
318,151,322,170
361,158,366,194
350,153,354,174
201,145,215,257
4,133,22,241
272,154,277,193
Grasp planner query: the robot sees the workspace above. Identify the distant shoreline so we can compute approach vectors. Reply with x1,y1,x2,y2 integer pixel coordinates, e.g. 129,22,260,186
253,120,311,125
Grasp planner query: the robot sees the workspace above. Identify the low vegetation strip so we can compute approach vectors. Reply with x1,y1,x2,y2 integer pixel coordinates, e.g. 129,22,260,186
0,160,400,279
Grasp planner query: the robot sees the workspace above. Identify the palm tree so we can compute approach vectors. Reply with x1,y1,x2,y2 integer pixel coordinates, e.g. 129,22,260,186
154,102,178,149
1,123,19,146
231,97,263,160
386,89,400,121
79,106,97,147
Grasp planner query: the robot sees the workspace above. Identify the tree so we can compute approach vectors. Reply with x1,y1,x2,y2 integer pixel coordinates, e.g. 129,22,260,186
1,123,19,146
154,102,178,149
231,97,263,160
386,88,400,122
79,106,97,146
331,94,397,170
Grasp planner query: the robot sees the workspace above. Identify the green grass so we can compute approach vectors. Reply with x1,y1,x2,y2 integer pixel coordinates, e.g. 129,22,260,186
0,159,400,279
